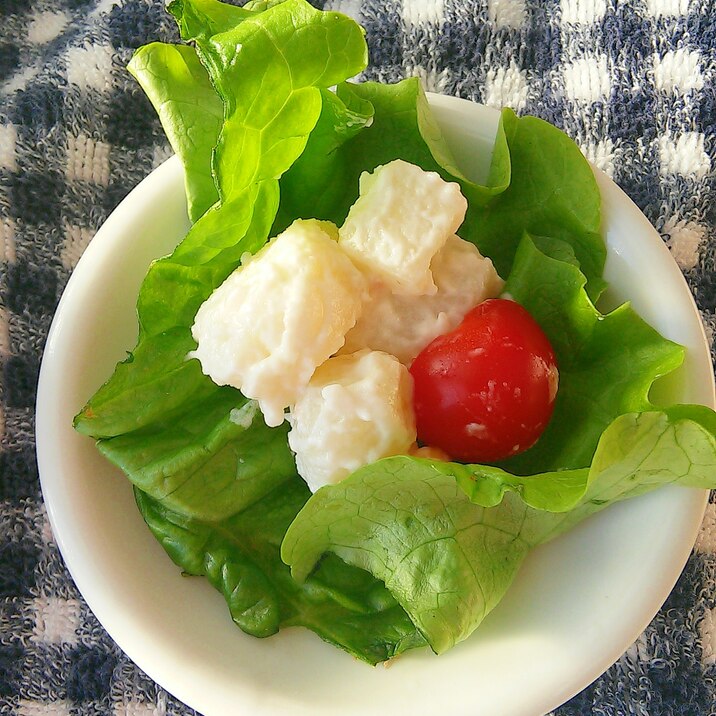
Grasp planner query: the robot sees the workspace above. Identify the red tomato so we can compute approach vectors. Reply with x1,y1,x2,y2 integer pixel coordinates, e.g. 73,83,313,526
409,298,558,463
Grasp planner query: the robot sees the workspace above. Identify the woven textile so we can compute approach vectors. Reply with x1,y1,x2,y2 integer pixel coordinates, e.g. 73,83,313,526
1,0,716,713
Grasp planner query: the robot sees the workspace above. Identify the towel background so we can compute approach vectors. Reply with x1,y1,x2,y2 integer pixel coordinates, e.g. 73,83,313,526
2,0,716,713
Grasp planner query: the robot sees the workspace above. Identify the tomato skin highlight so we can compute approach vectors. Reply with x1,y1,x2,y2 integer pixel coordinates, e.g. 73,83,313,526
409,298,559,463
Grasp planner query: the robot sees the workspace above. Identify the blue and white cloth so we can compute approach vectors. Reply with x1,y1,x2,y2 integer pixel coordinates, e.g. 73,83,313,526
1,0,715,713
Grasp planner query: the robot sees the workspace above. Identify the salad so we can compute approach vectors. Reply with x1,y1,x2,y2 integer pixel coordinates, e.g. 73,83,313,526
73,0,716,665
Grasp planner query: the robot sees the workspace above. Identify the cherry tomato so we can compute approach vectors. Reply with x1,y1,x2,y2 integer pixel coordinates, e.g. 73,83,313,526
409,298,558,463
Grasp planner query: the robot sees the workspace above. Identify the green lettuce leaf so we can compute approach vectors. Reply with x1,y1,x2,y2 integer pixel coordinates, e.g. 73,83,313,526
497,234,684,474
281,409,716,654
464,109,606,300
269,78,603,300
168,0,256,41
98,395,297,521
341,79,512,206
198,2,368,203
128,43,223,222
135,483,426,664
453,405,716,514
272,77,510,230
524,407,716,542
74,0,368,528
75,0,368,439
282,462,530,655
272,84,375,233
73,329,211,438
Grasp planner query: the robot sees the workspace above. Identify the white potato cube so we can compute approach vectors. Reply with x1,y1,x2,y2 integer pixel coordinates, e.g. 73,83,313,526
287,350,416,492
341,234,504,365
191,219,366,427
338,159,467,296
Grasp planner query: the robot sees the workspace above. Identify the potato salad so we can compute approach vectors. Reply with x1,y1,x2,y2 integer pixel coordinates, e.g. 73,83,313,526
191,159,503,491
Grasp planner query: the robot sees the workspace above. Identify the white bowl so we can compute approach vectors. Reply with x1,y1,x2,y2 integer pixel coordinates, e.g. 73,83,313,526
36,95,715,716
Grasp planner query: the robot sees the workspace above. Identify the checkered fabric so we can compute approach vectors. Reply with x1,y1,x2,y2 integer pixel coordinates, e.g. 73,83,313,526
1,0,715,713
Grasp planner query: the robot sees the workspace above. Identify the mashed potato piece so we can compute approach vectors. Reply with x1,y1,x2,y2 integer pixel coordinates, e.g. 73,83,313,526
338,159,467,296
287,350,416,492
341,234,504,365
191,219,366,427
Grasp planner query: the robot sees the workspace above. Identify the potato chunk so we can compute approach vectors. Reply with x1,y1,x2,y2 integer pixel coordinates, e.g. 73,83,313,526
341,234,504,364
287,350,416,492
191,219,366,427
338,159,467,296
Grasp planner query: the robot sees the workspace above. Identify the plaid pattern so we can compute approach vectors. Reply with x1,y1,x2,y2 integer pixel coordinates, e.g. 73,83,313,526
1,0,715,713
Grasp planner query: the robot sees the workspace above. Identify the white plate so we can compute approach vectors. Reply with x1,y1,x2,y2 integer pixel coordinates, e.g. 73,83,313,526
36,96,715,716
